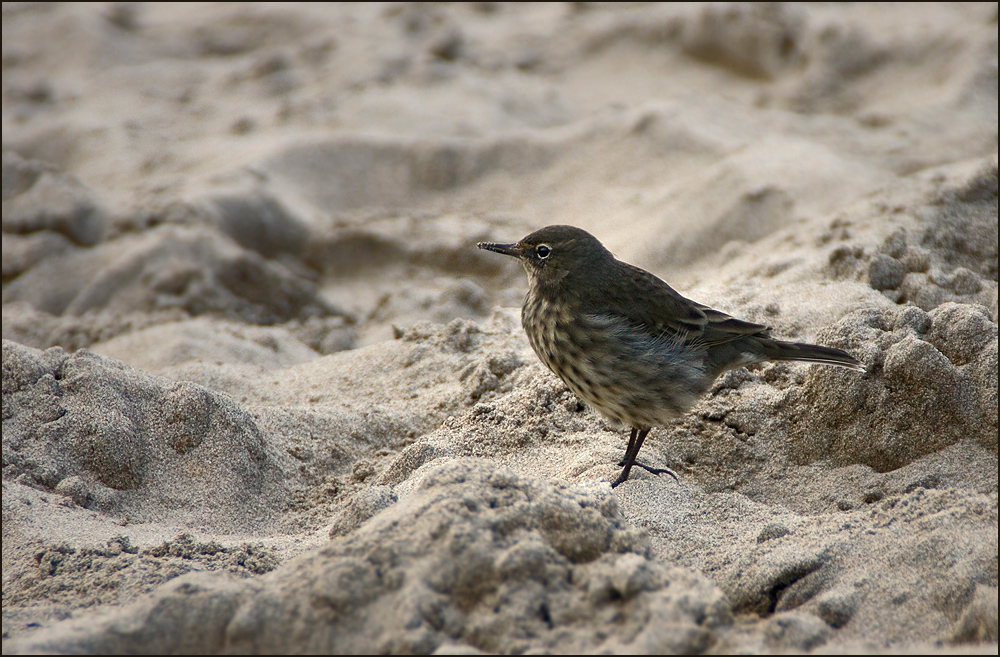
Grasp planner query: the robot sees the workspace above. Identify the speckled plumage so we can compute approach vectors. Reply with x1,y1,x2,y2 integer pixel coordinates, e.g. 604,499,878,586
479,225,864,487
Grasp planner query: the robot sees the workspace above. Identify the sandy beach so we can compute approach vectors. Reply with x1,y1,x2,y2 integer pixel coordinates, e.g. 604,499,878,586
3,3,997,653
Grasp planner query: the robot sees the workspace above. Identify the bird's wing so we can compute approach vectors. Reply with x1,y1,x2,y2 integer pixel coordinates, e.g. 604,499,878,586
598,262,770,346
691,302,771,345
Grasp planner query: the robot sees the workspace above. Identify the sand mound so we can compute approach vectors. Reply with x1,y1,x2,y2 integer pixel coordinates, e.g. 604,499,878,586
3,340,288,532
8,462,734,654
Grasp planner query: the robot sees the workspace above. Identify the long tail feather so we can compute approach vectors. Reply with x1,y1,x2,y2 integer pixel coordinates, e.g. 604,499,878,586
760,340,866,372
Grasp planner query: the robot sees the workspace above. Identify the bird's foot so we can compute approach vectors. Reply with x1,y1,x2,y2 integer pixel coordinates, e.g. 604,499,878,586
612,459,679,486
633,461,679,482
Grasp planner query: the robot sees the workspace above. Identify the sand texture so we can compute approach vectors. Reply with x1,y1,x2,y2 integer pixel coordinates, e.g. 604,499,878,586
2,3,997,654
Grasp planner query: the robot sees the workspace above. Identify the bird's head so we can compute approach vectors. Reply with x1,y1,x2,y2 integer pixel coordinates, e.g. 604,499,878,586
477,225,613,289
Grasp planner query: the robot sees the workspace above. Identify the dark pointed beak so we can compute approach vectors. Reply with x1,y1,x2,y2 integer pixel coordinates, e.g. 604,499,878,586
477,241,522,258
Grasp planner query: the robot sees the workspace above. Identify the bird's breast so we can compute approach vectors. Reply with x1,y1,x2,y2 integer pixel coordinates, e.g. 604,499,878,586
522,291,709,427
521,291,569,372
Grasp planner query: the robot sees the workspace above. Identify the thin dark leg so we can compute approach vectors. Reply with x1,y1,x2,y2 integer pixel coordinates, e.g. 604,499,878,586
612,428,679,487
612,428,648,488
617,427,640,466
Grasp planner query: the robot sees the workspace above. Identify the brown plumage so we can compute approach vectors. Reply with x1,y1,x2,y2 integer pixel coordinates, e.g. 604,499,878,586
479,225,864,487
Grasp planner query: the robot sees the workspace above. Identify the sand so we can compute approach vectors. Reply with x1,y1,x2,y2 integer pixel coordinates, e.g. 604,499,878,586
2,2,997,654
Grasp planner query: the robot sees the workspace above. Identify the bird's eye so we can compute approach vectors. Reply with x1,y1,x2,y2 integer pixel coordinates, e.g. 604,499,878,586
536,244,551,259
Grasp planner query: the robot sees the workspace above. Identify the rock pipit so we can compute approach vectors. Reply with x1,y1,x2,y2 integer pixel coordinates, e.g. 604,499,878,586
478,225,864,488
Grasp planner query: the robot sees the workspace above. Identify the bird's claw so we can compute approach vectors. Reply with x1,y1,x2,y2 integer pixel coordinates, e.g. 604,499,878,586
614,458,679,483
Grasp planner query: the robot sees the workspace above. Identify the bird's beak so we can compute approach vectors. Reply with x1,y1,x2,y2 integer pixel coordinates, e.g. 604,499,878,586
477,241,522,258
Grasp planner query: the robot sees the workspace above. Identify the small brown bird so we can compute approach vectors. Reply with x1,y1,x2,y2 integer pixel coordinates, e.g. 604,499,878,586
478,225,864,488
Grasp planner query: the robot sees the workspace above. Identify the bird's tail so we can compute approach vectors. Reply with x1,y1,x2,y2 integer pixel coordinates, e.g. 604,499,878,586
759,339,866,372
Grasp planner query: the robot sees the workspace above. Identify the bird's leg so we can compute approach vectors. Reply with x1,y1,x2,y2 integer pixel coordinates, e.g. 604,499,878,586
617,427,640,466
612,428,648,487
613,428,679,487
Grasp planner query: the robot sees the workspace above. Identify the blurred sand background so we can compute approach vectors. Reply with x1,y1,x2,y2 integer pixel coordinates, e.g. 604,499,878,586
2,2,997,653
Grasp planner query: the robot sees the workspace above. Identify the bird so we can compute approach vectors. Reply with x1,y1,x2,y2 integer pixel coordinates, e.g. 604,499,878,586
477,225,864,488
